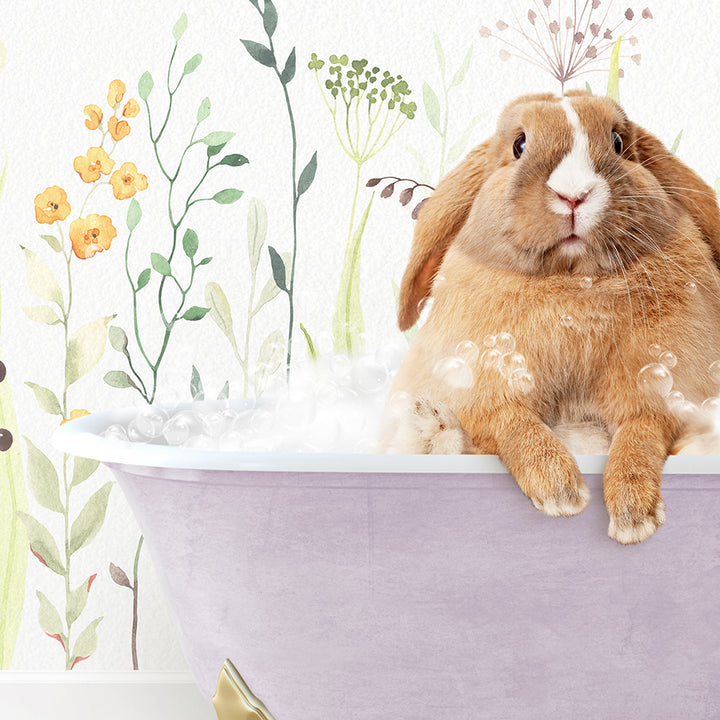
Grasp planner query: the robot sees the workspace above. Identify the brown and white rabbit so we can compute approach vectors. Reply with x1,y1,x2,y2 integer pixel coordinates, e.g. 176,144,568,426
381,90,720,544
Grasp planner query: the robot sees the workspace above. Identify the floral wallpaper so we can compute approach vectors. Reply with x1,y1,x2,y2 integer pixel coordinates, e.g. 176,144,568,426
0,0,717,674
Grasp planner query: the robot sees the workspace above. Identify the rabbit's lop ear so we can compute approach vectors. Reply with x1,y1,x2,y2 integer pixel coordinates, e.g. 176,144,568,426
628,122,720,268
398,140,494,331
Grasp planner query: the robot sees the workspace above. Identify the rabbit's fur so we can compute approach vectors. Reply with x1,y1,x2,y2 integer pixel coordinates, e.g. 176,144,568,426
382,91,720,544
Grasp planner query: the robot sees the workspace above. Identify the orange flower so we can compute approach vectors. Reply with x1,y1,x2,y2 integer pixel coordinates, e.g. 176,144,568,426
73,147,115,183
107,79,126,108
122,98,140,118
69,214,117,259
83,104,103,130
107,116,131,142
110,162,148,200
60,409,90,426
34,186,71,224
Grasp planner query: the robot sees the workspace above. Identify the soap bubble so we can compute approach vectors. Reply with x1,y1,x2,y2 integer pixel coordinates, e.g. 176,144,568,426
701,397,720,414
480,348,502,370
134,406,169,438
659,351,677,369
417,296,433,319
509,368,535,393
184,434,217,450
709,360,720,384
433,356,473,388
496,332,515,354
637,363,673,397
483,334,497,348
249,407,274,435
375,339,406,372
103,424,129,441
202,411,229,438
580,276,593,290
162,412,196,446
127,419,151,443
353,356,389,394
388,391,413,416
456,340,480,364
560,314,574,328
684,281,697,294
218,430,245,451
648,344,662,357
500,351,526,378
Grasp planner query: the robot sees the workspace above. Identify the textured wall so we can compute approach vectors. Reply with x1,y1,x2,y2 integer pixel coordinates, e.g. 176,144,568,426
0,0,716,673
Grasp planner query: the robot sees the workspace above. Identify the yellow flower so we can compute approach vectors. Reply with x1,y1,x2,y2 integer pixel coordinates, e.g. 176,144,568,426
83,104,103,130
122,98,140,118
107,79,126,108
34,186,71,224
60,409,90,426
73,147,115,183
110,162,148,200
69,214,117,259
107,116,131,142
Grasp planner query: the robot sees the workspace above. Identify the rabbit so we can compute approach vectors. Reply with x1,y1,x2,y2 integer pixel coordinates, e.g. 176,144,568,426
380,90,720,544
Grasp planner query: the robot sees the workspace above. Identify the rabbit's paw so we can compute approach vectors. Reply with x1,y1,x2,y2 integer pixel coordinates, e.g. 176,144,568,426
607,498,666,545
389,397,473,454
528,476,591,517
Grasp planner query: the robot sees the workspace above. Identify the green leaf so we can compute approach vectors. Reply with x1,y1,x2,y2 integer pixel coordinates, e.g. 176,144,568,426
263,0,278,36
151,252,171,276
280,47,296,84
212,189,244,205
268,245,288,292
239,38,275,67
300,322,318,361
183,53,202,75
197,97,211,123
138,71,154,101
433,33,446,76
127,198,141,232
191,365,204,401
205,282,237,352
103,370,138,390
606,36,622,102
70,617,103,667
39,234,62,253
670,130,683,155
36,591,64,639
247,197,268,274
137,268,151,290
69,482,113,556
108,325,128,355
253,275,282,315
21,246,64,309
218,154,249,167
333,194,374,355
66,575,96,627
585,81,593,95
22,305,62,326
445,114,485,168
207,143,227,158
24,382,62,416
23,437,63,513
183,228,199,258
197,256,212,266
449,45,473,88
181,306,210,321
201,131,235,146
422,81,441,133
172,13,188,42
65,316,114,387
297,152,318,197
71,457,100,489
16,512,64,575
254,330,285,396
217,381,230,401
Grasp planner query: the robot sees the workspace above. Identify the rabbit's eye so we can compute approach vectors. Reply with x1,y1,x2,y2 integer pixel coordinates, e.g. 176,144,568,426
513,133,526,159
611,130,623,154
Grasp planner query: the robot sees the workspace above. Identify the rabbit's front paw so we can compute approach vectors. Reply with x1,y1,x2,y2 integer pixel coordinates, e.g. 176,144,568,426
607,498,666,545
388,396,473,454
528,473,591,517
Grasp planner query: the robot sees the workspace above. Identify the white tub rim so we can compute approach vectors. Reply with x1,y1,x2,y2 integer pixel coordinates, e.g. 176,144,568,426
51,401,720,476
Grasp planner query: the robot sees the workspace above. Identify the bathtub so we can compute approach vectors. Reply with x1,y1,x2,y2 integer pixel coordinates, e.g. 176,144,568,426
54,402,720,719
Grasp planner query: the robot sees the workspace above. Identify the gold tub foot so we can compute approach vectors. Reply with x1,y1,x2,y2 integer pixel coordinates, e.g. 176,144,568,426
213,659,276,720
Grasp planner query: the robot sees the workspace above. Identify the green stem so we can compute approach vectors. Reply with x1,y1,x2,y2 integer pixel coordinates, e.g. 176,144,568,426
131,535,143,670
63,455,71,669
439,72,450,179
243,265,257,397
123,229,150,401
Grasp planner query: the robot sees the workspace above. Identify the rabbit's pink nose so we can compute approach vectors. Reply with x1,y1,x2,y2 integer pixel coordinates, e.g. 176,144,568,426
556,189,591,210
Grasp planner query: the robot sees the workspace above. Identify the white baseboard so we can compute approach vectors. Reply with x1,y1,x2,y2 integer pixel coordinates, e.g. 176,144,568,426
0,672,216,720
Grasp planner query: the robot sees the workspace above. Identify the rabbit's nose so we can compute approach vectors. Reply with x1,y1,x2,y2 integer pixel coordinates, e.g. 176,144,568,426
555,189,591,210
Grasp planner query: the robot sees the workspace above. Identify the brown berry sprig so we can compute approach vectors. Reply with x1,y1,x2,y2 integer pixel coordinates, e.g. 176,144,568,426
366,176,435,220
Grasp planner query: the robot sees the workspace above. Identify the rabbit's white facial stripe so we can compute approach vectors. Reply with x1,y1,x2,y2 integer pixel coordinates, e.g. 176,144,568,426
546,99,610,235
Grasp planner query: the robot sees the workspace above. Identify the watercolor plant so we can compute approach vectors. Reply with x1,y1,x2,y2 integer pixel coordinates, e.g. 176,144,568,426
0,48,29,668
205,197,288,397
16,77,150,668
479,1,652,93
240,0,317,378
104,13,247,406
309,53,416,355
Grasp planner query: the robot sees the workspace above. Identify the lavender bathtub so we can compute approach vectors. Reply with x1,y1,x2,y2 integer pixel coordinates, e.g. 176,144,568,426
54,402,720,719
